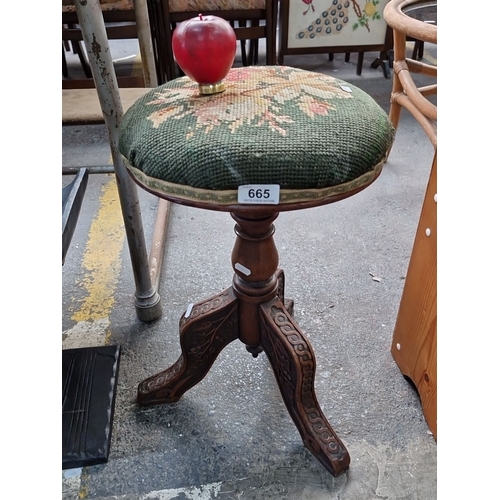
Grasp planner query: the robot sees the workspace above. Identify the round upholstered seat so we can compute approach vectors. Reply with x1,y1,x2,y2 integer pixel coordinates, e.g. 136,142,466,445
119,66,394,211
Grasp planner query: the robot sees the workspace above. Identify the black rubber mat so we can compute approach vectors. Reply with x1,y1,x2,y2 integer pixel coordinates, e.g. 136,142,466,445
62,345,121,469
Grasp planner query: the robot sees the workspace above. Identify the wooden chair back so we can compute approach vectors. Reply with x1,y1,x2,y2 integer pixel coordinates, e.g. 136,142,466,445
147,0,277,83
63,0,147,89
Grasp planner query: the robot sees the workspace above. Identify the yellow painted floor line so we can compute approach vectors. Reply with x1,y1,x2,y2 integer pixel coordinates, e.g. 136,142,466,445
65,176,125,347
62,50,142,484
62,54,146,492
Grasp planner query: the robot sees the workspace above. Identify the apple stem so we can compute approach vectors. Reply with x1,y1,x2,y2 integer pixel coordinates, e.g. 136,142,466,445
198,13,203,20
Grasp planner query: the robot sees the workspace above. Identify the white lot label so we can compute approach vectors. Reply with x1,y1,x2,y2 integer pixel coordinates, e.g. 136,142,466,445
238,185,280,205
340,85,353,93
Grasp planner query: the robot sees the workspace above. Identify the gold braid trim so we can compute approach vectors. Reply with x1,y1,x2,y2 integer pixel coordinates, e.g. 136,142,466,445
122,155,384,209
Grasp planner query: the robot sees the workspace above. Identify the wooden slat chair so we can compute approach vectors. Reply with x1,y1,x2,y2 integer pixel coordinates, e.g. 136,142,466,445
63,0,145,89
148,0,277,83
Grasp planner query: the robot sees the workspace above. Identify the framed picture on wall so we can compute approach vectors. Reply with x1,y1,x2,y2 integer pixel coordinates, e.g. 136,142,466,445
278,0,392,65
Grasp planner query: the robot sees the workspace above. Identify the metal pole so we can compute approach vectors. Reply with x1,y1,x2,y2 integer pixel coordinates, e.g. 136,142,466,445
74,0,162,322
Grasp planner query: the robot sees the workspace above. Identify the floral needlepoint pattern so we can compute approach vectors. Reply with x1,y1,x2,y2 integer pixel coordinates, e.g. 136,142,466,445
118,65,395,200
145,66,353,137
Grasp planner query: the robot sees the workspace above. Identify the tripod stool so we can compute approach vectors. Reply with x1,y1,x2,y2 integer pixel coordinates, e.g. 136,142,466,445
118,65,394,477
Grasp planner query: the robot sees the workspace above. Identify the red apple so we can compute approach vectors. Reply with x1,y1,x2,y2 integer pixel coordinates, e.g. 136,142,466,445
172,14,237,86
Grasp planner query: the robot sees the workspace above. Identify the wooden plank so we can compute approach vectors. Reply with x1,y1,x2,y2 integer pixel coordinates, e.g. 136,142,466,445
62,87,150,125
391,153,437,439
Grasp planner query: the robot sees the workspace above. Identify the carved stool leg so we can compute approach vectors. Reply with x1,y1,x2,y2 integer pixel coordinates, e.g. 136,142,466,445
137,209,349,477
137,288,239,406
260,297,350,477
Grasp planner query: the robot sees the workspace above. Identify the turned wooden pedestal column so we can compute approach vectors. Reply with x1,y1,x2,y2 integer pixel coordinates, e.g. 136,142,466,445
137,211,350,477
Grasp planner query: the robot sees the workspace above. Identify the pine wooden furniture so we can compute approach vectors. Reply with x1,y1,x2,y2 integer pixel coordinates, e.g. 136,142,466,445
383,0,437,438
392,152,436,437
118,65,395,476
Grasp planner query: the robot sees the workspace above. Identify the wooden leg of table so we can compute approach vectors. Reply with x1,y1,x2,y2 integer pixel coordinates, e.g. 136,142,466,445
260,297,350,477
391,154,437,438
356,52,364,75
137,288,239,406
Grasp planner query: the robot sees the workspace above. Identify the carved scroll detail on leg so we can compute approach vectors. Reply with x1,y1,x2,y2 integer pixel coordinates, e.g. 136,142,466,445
260,297,350,477
276,268,294,317
137,288,239,406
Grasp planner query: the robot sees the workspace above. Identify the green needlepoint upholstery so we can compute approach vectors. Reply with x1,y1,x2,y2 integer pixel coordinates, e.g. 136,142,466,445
119,66,395,208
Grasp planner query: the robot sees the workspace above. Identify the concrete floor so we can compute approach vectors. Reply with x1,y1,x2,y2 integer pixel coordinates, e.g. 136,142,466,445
62,39,437,499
